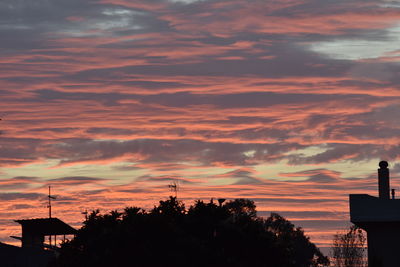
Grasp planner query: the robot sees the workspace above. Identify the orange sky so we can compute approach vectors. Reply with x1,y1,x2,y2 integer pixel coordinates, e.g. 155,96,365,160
1,0,400,249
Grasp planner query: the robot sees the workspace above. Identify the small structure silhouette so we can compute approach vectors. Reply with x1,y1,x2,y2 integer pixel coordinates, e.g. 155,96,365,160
349,161,400,267
168,181,179,198
14,218,76,249
0,187,76,267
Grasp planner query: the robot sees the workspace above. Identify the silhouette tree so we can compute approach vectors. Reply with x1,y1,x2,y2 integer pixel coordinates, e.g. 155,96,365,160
224,198,257,218
151,196,185,217
331,225,366,267
265,213,330,267
51,197,329,267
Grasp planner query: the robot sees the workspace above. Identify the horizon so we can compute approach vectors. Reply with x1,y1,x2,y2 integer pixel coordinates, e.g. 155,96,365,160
2,0,400,250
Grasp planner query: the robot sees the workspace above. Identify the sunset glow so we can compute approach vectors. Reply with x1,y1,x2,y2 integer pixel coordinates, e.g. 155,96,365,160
1,0,400,249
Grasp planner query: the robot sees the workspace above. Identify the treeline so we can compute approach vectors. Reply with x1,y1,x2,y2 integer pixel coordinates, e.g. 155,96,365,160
51,197,329,267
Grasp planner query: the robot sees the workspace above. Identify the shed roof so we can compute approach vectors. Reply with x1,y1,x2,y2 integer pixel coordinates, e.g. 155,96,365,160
15,218,76,235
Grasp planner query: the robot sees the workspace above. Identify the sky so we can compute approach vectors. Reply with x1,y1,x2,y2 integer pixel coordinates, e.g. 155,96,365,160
1,0,400,249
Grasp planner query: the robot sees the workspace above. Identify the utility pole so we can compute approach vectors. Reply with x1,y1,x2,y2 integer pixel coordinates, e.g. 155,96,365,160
47,186,56,247
48,186,56,218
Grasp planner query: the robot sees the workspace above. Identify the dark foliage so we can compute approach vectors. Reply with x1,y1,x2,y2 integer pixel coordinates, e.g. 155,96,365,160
331,225,366,267
50,197,329,267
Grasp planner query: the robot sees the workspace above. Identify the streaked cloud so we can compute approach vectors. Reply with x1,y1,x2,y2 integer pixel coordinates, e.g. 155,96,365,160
310,24,400,60
1,0,400,248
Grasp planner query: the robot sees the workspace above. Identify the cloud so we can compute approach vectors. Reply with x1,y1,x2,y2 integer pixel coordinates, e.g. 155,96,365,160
33,138,299,167
310,23,400,60
48,176,107,185
0,176,41,190
137,175,196,184
0,193,44,201
9,204,36,210
213,168,263,185
280,169,341,183
2,0,400,248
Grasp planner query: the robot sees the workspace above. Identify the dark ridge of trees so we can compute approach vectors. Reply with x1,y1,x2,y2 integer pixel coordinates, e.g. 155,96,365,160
50,197,329,267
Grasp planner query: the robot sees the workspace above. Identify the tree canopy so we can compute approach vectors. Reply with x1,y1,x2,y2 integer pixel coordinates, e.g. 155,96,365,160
331,225,366,267
51,197,329,267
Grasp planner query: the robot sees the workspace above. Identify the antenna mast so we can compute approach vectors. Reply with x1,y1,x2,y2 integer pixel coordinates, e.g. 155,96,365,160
47,186,56,247
47,186,56,218
168,181,179,198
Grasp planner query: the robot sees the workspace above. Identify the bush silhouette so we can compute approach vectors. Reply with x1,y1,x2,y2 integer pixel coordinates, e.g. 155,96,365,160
51,197,329,267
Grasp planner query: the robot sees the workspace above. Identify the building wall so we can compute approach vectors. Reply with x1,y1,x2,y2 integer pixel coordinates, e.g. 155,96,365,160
366,224,400,267
0,243,55,267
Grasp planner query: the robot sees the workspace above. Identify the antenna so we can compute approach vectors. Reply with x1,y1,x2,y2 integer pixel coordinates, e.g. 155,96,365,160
168,181,179,198
47,186,56,218
47,186,57,248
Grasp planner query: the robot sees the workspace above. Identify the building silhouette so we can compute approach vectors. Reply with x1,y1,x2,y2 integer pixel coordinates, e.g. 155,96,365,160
0,217,76,267
14,218,76,249
350,161,400,267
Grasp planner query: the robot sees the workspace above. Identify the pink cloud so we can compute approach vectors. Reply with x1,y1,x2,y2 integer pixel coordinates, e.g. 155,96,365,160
2,0,400,250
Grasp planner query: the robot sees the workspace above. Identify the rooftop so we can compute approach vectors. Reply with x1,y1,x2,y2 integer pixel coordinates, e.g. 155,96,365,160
15,218,76,236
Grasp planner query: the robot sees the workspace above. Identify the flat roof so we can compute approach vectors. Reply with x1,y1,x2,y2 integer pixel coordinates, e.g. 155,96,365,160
15,218,76,235
350,194,400,223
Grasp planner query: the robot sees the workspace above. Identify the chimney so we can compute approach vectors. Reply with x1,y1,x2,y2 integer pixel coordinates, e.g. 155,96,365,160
378,161,390,199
